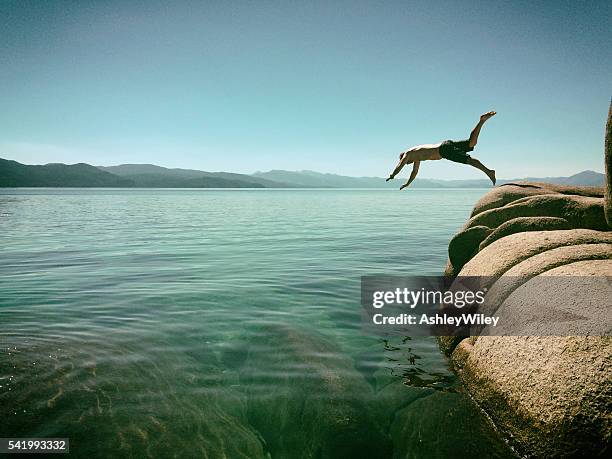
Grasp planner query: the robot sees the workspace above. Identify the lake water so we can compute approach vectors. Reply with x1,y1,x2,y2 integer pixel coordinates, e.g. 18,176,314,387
0,189,514,458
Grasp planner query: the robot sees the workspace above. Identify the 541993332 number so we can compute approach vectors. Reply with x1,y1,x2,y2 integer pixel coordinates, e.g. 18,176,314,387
0,438,69,454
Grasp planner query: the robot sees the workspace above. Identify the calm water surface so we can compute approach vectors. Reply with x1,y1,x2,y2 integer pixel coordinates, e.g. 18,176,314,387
0,189,514,458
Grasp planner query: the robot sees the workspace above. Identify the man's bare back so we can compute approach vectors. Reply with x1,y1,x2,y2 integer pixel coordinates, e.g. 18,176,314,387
404,144,442,161
387,111,497,190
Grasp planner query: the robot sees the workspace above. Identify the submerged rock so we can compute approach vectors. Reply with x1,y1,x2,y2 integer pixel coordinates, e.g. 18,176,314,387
240,325,392,458
0,336,267,459
390,391,514,459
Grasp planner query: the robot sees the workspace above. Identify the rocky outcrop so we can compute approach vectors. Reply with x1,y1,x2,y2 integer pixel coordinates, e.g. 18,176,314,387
440,105,612,457
439,230,612,354
444,230,612,457
478,216,570,249
469,194,606,230
446,186,608,277
470,182,604,216
460,229,612,278
448,225,492,274
606,100,612,227
452,334,611,458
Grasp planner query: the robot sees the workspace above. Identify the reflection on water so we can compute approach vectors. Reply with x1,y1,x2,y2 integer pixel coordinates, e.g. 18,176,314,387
0,189,514,458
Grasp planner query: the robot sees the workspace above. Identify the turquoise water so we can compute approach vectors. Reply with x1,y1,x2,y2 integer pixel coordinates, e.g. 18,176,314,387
0,189,514,458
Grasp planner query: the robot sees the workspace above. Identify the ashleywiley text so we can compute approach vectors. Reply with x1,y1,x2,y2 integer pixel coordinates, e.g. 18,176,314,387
371,312,499,327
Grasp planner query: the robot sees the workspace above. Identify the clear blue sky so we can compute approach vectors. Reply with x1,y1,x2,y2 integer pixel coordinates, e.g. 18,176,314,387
1,0,610,179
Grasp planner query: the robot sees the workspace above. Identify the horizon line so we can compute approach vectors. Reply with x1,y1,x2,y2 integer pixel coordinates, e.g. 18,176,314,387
0,156,605,181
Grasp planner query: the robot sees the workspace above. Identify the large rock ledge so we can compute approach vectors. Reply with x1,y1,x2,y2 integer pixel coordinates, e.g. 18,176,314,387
439,102,612,458
453,335,611,457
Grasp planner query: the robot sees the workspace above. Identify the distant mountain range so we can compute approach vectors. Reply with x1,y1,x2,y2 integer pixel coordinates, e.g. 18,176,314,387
0,158,605,188
98,164,295,188
253,169,605,188
0,158,133,187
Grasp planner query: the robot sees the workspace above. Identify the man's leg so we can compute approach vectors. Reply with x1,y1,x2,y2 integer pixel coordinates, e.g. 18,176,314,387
467,157,496,185
468,111,496,148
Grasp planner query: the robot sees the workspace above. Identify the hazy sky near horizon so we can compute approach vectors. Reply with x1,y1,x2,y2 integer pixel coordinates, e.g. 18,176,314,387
1,0,610,179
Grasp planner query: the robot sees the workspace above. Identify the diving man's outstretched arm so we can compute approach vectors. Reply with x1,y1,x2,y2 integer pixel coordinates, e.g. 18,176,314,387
400,161,420,190
386,153,408,181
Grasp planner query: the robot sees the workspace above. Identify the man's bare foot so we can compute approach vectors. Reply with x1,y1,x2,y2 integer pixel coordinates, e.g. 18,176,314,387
486,169,496,185
480,111,496,122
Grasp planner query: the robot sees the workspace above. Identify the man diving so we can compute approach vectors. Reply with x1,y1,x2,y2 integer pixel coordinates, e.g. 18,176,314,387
387,111,497,190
